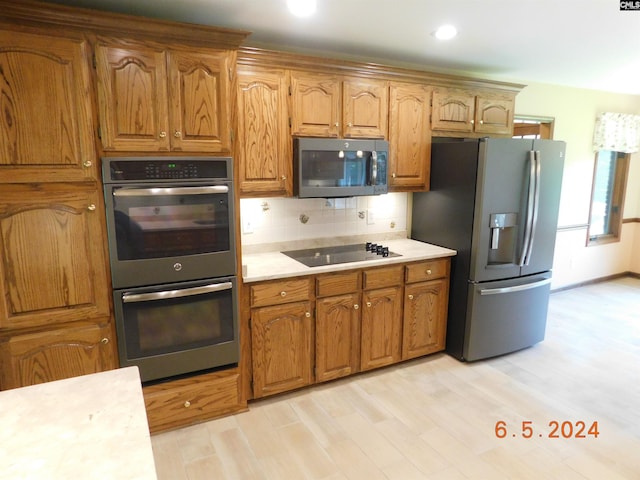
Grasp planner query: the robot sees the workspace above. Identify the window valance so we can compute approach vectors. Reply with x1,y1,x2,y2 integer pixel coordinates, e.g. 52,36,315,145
592,112,640,153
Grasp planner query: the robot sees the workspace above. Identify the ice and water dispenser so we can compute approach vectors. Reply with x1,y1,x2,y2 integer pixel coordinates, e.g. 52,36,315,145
488,213,518,265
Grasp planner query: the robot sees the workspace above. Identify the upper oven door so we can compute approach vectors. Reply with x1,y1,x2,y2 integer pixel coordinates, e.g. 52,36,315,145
104,182,236,288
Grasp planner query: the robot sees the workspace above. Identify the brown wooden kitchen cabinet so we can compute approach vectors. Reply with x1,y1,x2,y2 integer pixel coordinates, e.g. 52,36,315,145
96,42,233,153
432,87,515,136
360,266,404,371
249,278,314,398
315,271,361,382
388,83,432,191
236,66,292,197
290,71,388,139
0,29,97,183
402,259,450,359
0,321,115,390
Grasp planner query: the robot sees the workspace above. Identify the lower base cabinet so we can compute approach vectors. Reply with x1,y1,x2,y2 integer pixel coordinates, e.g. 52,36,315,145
247,257,451,400
0,321,116,390
143,369,245,434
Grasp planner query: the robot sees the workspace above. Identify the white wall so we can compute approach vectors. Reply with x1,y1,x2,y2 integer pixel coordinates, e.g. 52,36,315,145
514,81,640,287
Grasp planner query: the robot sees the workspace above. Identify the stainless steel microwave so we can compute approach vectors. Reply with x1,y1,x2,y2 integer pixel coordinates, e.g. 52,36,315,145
294,138,388,198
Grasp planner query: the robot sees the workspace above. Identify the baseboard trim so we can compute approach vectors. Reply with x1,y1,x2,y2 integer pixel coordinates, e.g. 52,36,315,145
551,271,639,293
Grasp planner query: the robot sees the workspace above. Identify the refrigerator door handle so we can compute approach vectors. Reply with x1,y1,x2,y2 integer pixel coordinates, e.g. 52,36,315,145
525,150,542,265
479,277,552,295
519,151,536,266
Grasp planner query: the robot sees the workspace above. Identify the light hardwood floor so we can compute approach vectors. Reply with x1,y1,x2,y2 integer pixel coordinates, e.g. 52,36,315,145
151,276,640,479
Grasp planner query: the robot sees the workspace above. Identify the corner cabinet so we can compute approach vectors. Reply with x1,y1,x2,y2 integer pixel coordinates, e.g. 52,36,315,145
96,42,234,153
431,87,516,136
236,66,292,196
0,30,97,183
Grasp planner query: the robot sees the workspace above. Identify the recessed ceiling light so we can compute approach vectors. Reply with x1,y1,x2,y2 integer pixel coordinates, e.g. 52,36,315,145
433,25,458,40
287,0,316,17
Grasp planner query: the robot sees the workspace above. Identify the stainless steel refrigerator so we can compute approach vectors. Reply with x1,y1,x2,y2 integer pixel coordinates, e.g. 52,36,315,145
411,137,565,361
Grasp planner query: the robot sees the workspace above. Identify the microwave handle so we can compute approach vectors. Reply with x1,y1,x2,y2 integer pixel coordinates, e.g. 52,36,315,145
371,151,378,185
122,282,233,303
113,185,229,197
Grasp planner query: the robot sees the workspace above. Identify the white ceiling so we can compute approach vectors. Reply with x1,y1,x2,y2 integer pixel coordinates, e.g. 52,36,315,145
42,0,640,95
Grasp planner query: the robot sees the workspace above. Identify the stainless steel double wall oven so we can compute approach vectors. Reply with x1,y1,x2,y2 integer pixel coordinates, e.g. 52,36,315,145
102,157,239,383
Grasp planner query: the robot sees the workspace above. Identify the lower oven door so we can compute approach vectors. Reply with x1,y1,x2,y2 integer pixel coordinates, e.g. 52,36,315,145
113,276,239,383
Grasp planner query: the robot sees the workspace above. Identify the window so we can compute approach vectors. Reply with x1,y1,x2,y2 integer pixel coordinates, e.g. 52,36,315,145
513,116,554,140
587,149,629,245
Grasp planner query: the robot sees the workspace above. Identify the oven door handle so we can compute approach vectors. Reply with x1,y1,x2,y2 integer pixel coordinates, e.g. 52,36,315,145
122,282,233,303
113,186,229,197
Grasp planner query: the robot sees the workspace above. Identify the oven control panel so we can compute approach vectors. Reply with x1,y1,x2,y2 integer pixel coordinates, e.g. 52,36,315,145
102,157,232,183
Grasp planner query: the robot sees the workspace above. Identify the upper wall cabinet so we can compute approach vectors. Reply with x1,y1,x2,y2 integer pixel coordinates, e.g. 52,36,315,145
431,87,515,136
96,42,234,153
388,83,432,191
236,66,292,197
290,72,388,139
0,30,97,183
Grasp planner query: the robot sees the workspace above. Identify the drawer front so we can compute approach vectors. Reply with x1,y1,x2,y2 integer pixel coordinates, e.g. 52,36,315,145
405,259,449,283
144,371,242,433
250,278,312,307
316,271,361,297
362,265,404,289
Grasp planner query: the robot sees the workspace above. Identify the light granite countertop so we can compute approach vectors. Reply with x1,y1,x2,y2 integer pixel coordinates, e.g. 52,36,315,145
242,238,456,283
0,367,157,480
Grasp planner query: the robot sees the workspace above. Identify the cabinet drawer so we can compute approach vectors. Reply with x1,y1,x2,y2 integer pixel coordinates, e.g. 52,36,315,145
316,271,361,297
362,265,404,289
250,278,312,307
143,370,242,433
405,259,449,283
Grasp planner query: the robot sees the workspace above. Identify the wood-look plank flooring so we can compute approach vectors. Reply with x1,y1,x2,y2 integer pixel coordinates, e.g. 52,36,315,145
151,276,640,479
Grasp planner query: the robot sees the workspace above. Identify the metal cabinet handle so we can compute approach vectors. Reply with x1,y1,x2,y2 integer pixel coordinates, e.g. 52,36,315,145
353,304,359,310
347,122,353,127
305,312,311,317
426,269,432,275
334,122,339,127
470,119,475,125
159,131,167,138
100,337,109,344
184,401,191,408
281,175,287,181
280,291,286,297
83,160,92,168
408,294,414,300
87,204,96,211
366,301,372,307
174,131,182,138
392,173,396,178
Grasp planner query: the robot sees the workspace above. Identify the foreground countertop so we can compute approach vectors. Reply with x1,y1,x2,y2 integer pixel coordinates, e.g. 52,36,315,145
242,238,456,283
0,367,157,480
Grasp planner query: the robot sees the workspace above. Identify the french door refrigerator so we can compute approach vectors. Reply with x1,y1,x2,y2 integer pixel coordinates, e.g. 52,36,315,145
411,137,565,361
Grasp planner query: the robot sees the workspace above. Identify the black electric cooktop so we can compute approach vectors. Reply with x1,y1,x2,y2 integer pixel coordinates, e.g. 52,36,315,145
282,242,400,268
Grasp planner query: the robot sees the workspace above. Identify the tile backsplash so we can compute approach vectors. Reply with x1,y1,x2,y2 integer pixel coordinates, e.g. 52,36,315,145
240,193,409,253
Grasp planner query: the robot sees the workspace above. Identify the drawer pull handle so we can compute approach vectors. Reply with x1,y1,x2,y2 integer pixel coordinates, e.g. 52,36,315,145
426,269,432,275
353,304,359,310
305,312,311,317
83,160,92,168
366,301,372,307
184,401,191,408
174,130,182,138
408,294,414,300
159,131,167,138
100,337,109,345
280,291,286,297
87,204,96,212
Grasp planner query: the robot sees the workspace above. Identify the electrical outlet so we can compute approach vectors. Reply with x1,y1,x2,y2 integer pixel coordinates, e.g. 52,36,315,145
367,209,375,225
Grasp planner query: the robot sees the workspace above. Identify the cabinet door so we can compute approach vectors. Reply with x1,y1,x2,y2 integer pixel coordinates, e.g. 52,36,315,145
388,83,431,191
474,94,515,135
95,43,170,151
0,321,116,390
431,88,475,132
343,78,388,138
361,286,402,371
290,72,341,137
0,184,110,330
168,49,232,152
316,293,360,382
251,301,313,398
402,279,448,360
0,30,96,182
237,66,292,196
